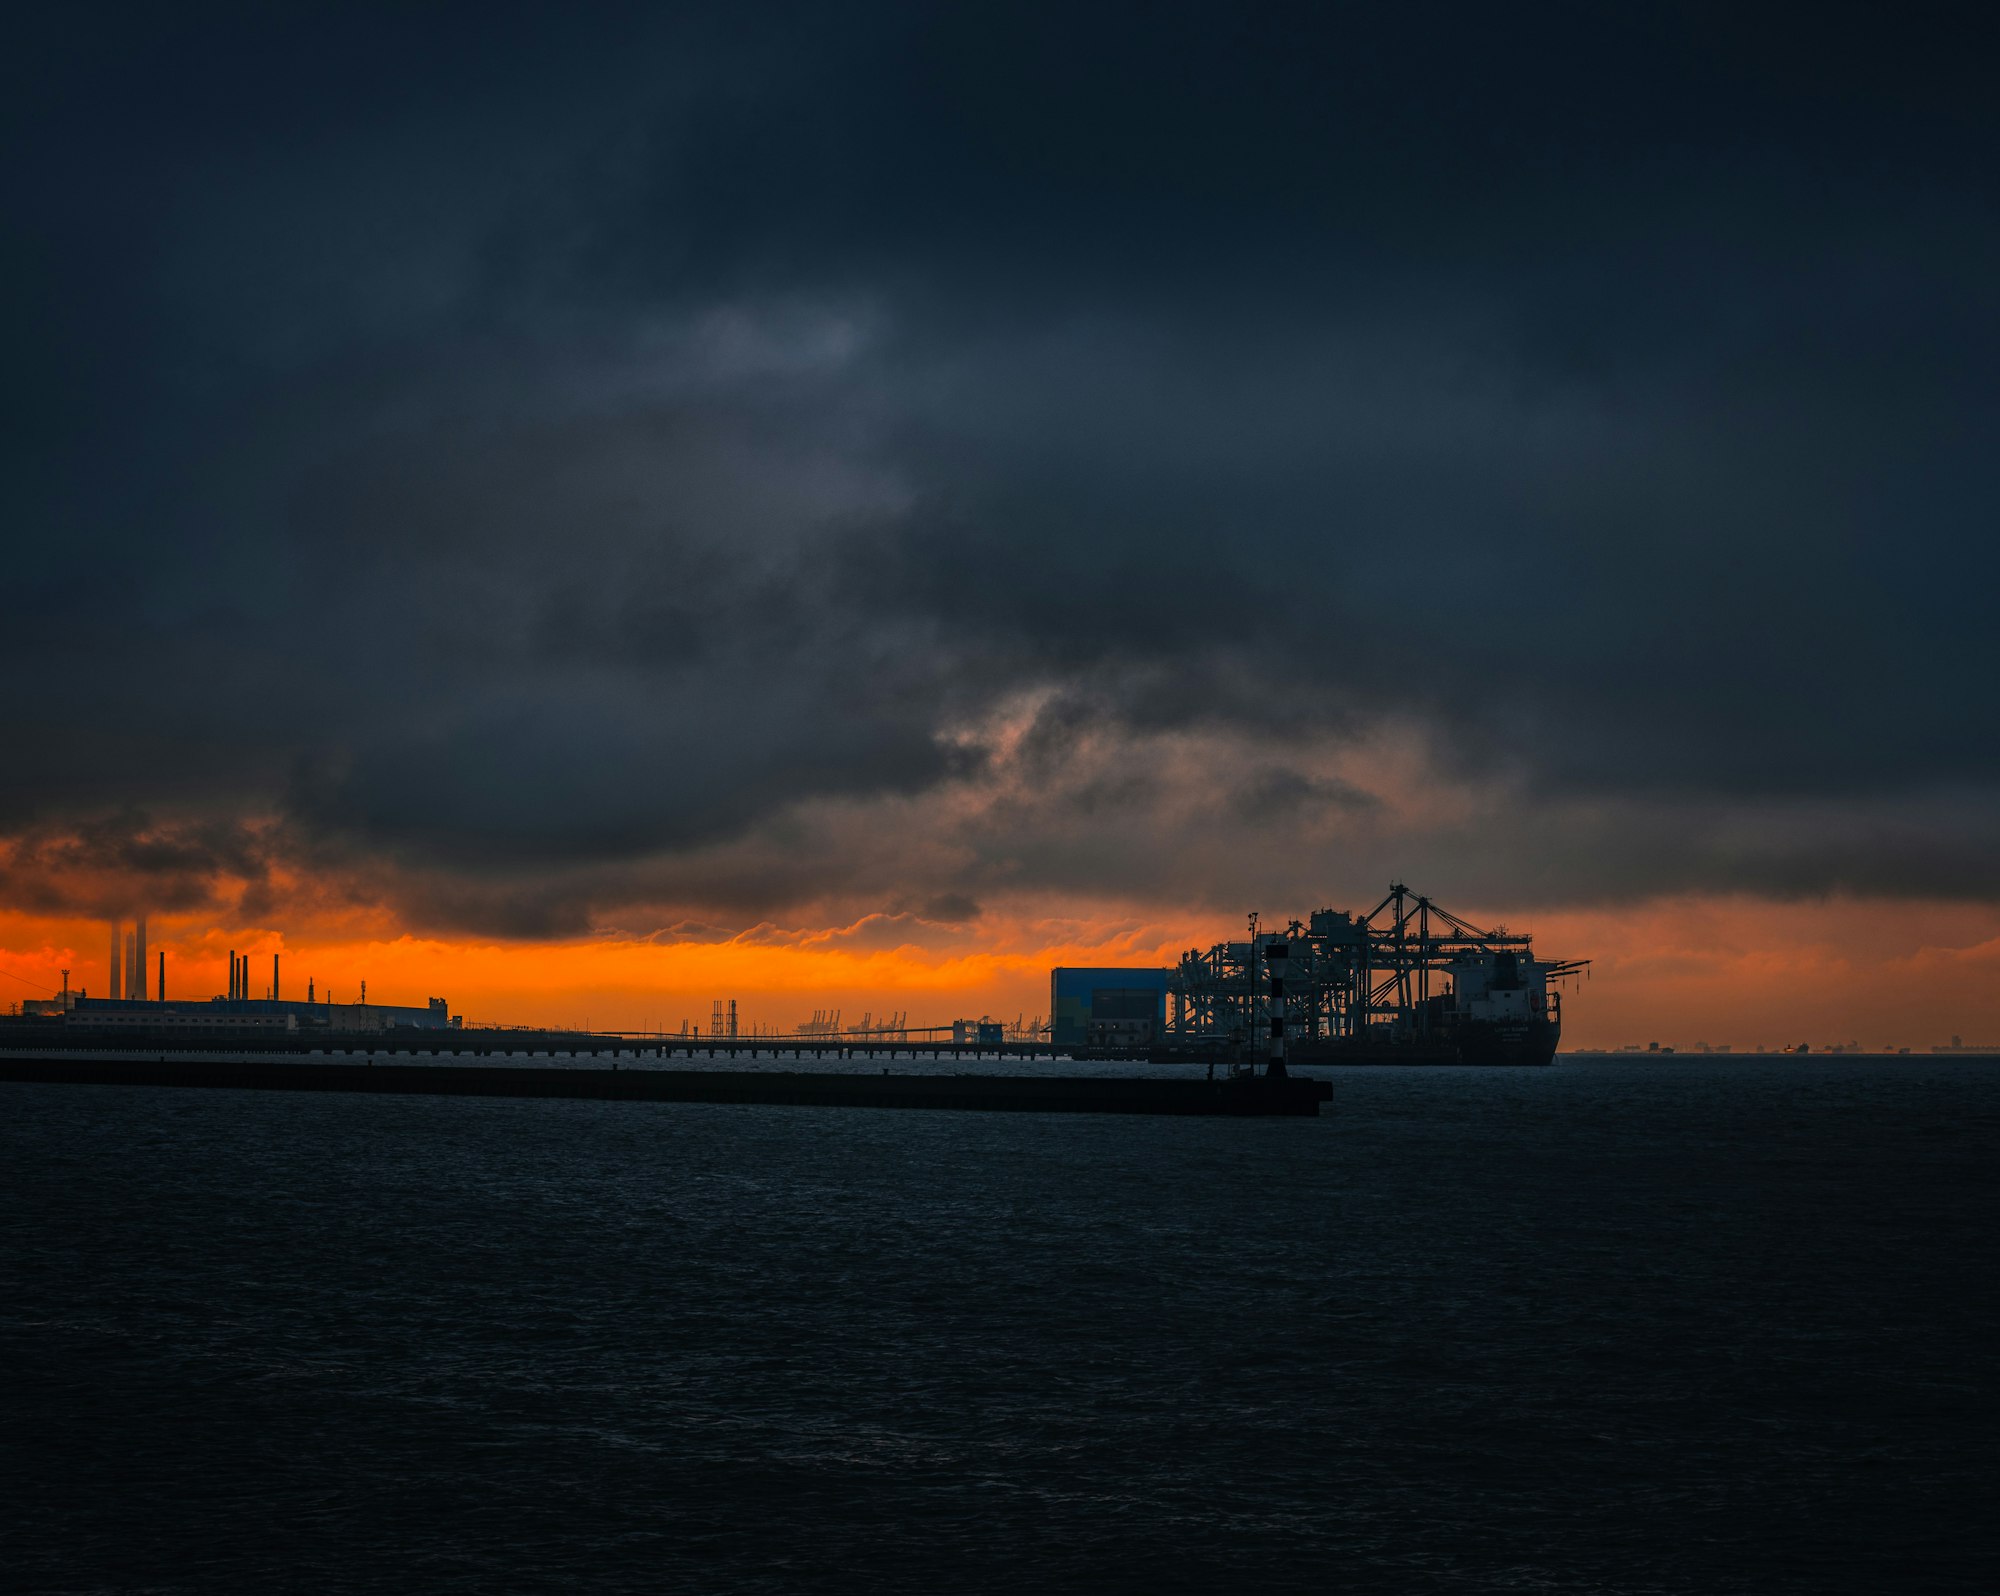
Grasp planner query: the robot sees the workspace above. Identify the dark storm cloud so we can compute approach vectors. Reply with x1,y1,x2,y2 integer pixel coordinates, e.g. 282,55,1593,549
0,814,270,919
5,2,1997,930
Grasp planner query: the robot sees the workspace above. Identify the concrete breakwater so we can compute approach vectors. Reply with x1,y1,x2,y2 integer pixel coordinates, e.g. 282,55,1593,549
0,1056,1333,1116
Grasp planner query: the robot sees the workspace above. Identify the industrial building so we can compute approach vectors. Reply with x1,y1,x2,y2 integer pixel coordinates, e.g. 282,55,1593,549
1050,968,1172,1048
66,995,458,1033
43,924,460,1033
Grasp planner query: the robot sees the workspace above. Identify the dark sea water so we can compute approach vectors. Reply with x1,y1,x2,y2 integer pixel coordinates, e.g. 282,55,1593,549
4,1059,1994,1594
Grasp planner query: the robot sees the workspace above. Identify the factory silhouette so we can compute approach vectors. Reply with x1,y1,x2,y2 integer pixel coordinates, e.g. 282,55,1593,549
21,915,455,1036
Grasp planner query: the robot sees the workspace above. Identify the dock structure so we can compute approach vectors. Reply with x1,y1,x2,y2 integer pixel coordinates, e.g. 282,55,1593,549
0,1020,1149,1063
0,1056,1332,1117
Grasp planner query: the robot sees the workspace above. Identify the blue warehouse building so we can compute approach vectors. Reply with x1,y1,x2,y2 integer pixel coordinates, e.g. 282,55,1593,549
1050,967,1172,1048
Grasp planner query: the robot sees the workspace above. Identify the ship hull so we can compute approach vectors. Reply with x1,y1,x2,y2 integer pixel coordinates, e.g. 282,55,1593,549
1444,1017,1562,1066
1283,1016,1561,1067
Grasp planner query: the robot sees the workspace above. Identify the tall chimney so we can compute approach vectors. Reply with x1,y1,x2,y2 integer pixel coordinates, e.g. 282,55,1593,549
157,949,166,1003
134,917,147,1003
228,949,237,1002
273,953,280,1004
109,920,123,1001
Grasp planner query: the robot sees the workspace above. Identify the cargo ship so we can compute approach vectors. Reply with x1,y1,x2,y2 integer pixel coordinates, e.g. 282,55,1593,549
1288,947,1568,1066
1156,883,1586,1068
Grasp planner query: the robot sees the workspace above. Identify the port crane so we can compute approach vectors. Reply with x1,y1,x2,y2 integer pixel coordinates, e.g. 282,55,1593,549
1169,882,1589,1049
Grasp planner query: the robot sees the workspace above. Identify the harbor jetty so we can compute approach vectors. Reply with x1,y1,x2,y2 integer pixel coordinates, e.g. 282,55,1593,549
0,1055,1332,1117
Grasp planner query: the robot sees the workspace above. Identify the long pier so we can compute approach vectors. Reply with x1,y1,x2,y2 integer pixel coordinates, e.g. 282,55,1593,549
0,1022,1148,1063
0,1055,1332,1117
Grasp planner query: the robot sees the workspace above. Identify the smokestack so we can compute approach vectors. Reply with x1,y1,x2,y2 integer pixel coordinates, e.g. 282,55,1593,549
228,949,237,1002
273,954,280,1004
134,917,147,1003
110,920,123,1001
157,949,165,1003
